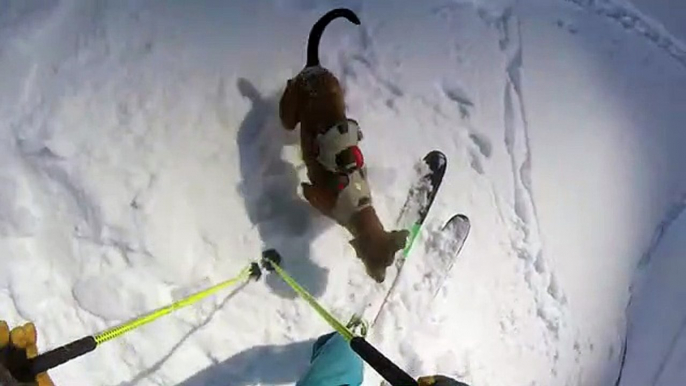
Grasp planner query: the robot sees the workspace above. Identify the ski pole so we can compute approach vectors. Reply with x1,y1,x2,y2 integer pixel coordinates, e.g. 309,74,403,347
7,263,261,383
261,249,419,386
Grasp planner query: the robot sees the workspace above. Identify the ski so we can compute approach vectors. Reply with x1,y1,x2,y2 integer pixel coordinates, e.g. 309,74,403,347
424,214,471,301
395,150,447,254
373,213,470,328
375,215,470,386
349,150,447,331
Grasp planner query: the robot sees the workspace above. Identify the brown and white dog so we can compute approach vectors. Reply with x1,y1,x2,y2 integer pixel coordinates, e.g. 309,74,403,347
279,8,408,283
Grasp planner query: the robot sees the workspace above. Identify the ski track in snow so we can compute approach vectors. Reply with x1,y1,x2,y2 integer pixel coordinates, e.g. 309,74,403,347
490,5,572,370
614,192,686,385
637,192,686,270
561,0,686,68
441,80,475,120
438,79,490,176
467,132,492,176
481,4,615,380
336,24,407,114
415,3,581,383
650,314,686,386
615,198,686,386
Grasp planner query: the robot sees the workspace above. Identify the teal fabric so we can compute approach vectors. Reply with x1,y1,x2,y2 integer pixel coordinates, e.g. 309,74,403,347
296,333,363,386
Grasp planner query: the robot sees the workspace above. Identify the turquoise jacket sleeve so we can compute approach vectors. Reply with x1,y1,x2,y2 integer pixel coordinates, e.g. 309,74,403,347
296,333,363,386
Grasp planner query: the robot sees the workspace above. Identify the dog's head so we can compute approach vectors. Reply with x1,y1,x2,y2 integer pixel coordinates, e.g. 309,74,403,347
350,229,410,283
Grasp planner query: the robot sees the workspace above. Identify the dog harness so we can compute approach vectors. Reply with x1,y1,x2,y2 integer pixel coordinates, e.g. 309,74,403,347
314,119,372,225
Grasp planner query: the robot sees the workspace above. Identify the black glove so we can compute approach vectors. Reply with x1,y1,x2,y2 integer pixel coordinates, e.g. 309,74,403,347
418,374,470,386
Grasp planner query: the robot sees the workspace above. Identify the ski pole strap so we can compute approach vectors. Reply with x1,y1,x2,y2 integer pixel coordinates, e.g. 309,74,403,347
24,263,258,377
264,260,354,342
350,337,418,386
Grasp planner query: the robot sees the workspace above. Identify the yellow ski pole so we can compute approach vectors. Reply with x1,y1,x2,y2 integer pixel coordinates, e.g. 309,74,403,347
8,262,261,382
261,249,418,386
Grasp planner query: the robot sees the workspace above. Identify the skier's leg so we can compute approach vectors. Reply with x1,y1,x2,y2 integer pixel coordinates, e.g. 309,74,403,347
296,332,363,386
310,332,336,359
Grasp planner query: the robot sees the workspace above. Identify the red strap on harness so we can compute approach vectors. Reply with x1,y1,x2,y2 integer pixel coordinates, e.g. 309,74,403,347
351,146,364,168
337,174,349,191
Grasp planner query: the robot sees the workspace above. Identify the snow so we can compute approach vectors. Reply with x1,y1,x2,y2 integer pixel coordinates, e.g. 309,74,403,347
617,199,686,386
0,0,684,385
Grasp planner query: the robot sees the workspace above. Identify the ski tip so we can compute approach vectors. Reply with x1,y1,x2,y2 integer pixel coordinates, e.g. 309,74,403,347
424,150,446,159
261,249,282,271
442,213,471,231
424,150,446,161
423,150,447,171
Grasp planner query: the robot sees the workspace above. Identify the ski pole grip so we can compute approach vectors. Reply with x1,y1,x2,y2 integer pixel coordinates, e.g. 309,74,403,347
26,336,97,379
350,337,418,386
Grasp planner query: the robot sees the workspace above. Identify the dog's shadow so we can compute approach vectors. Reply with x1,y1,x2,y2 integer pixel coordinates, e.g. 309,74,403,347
236,78,330,298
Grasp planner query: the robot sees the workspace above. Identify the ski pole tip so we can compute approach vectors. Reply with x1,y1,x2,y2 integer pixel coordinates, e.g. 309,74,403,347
261,249,282,271
249,262,262,281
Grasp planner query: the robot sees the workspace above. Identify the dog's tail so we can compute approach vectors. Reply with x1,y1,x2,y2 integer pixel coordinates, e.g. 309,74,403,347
306,8,360,67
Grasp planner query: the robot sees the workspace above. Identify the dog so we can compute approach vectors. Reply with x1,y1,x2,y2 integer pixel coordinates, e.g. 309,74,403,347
279,8,408,283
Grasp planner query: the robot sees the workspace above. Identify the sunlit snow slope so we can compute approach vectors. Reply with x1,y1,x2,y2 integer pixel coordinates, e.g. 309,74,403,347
0,1,684,386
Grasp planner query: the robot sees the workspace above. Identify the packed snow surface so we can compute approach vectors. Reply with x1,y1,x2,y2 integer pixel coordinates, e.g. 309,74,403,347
0,1,684,385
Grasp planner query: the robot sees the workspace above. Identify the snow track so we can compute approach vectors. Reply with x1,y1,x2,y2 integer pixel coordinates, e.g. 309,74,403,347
637,193,686,269
562,0,686,68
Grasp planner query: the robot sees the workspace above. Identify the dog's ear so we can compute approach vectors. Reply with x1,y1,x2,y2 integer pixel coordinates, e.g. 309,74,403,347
389,230,410,251
279,78,300,130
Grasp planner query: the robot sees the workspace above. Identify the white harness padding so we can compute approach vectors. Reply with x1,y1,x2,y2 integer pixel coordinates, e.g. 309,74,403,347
331,168,372,225
315,119,364,173
314,119,371,225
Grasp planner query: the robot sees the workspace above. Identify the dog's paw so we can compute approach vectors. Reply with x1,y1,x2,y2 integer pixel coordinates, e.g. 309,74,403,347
390,229,411,251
